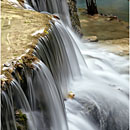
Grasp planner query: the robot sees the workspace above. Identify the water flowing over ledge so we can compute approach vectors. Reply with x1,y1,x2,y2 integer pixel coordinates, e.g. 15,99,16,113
1,0,129,130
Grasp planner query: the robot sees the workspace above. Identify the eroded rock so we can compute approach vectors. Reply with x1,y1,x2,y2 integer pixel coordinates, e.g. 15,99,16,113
67,0,82,36
83,36,98,42
15,110,27,130
1,0,52,65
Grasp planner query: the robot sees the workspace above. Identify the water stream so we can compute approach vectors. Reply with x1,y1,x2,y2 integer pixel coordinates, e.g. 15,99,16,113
1,0,129,130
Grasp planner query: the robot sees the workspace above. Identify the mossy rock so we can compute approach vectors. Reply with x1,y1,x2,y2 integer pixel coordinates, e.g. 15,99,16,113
15,110,27,130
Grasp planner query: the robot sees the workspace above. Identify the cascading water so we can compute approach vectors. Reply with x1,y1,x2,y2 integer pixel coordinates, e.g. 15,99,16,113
1,0,129,130
24,0,71,26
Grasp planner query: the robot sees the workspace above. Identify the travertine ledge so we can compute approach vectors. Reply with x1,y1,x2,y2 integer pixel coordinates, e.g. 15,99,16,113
1,0,52,66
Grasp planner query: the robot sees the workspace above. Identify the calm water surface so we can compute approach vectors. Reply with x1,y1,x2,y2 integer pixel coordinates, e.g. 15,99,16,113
77,0,129,21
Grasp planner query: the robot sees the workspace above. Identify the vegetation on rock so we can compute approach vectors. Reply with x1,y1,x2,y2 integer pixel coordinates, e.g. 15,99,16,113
15,110,27,130
67,0,82,36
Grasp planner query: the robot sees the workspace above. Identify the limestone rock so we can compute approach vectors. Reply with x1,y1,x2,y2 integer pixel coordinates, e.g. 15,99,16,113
99,38,129,56
1,0,52,66
83,36,98,42
67,0,82,36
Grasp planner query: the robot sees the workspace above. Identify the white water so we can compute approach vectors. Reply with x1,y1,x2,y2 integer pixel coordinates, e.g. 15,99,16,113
2,1,129,130
64,29,129,130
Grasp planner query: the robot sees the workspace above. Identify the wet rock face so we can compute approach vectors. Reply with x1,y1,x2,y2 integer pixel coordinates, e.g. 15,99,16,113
15,110,27,130
67,0,82,36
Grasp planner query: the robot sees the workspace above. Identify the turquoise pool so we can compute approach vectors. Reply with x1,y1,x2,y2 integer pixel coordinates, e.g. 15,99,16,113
77,0,129,21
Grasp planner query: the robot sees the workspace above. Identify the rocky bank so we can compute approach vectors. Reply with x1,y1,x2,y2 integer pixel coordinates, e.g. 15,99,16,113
78,9,129,56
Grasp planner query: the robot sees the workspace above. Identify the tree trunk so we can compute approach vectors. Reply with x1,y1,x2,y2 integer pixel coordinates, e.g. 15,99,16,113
86,0,98,15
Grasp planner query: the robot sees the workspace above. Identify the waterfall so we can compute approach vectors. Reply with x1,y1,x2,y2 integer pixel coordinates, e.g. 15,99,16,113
34,20,87,97
2,59,69,130
24,0,71,26
1,0,129,130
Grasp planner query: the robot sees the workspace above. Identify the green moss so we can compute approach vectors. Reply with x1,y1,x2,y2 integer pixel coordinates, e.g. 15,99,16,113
15,110,27,130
